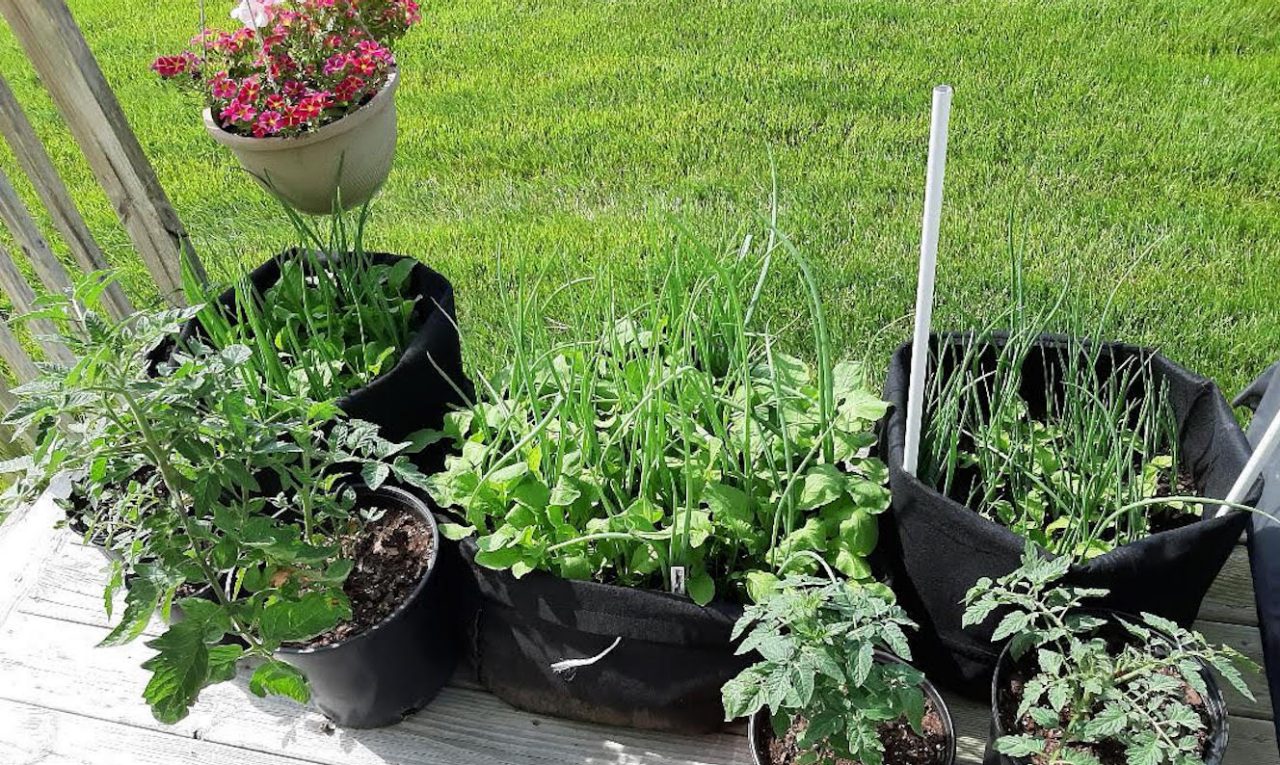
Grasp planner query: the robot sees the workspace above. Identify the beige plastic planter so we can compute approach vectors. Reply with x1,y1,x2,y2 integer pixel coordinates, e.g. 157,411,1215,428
204,70,399,215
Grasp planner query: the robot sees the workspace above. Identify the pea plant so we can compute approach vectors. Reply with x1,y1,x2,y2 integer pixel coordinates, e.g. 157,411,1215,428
426,238,891,604
2,279,431,723
722,573,928,765
963,544,1257,765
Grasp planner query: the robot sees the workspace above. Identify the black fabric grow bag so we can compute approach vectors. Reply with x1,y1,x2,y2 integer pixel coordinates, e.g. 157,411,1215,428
879,333,1253,699
983,610,1229,765
160,250,471,473
457,537,752,733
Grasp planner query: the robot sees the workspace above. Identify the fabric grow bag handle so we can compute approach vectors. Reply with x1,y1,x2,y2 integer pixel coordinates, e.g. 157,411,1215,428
1233,363,1280,758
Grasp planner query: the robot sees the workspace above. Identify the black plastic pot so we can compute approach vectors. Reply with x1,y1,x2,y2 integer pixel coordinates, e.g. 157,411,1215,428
456,536,751,733
985,610,1229,765
878,332,1255,699
276,485,460,728
747,651,957,765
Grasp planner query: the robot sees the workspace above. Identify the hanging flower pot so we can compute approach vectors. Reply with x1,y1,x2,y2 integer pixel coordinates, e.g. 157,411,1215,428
203,70,400,214
152,0,422,214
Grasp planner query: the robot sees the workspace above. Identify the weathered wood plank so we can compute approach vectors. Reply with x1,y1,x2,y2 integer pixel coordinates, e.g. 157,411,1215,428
0,0,204,304
0,241,75,365
0,74,133,320
0,165,77,299
0,609,752,765
0,314,39,382
0,494,65,626
1203,545,1259,626
0,697,321,765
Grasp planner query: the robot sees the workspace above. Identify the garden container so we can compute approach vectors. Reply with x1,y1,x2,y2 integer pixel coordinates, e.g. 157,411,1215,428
984,610,1228,765
456,536,751,733
747,650,957,765
878,332,1254,699
204,70,399,215
276,484,460,728
161,250,471,474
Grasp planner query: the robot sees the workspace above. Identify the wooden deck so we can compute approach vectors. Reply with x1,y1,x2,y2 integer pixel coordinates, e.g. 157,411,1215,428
1,495,1275,765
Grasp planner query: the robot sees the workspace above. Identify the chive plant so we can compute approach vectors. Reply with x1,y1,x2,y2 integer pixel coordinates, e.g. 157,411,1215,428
427,231,892,605
919,259,1199,560
181,204,418,405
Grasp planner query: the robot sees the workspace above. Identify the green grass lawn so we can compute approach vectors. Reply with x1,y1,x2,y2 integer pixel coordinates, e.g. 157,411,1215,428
0,0,1277,395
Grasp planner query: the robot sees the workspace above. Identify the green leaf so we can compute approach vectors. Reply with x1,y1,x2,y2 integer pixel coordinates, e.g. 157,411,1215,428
259,591,351,644
100,565,182,647
797,465,845,510
475,546,524,571
995,735,1046,757
361,462,390,490
249,660,310,703
140,602,230,724
440,522,476,541
744,570,780,603
686,570,715,606
206,644,244,684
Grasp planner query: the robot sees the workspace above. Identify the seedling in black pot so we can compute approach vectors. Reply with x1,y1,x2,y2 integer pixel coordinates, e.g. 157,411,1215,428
723,569,956,765
964,543,1256,765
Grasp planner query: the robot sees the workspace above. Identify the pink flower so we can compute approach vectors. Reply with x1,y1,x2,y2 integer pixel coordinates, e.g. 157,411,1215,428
151,55,191,78
238,78,262,103
211,74,238,100
253,110,284,137
322,52,349,75
282,80,307,99
231,0,278,29
264,92,288,111
334,75,366,102
227,100,258,124
351,54,378,76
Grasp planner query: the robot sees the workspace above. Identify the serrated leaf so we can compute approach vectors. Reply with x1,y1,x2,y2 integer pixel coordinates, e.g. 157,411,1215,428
259,591,350,644
361,461,390,490
249,659,310,703
995,735,1046,757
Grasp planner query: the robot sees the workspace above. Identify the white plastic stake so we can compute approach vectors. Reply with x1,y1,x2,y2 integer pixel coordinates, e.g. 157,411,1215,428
1217,408,1280,518
902,84,953,477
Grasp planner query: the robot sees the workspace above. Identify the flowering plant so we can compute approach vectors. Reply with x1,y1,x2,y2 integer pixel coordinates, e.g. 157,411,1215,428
153,0,420,139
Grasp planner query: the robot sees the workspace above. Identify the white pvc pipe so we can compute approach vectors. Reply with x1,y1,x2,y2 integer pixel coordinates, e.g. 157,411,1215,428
902,84,953,477
1218,408,1280,518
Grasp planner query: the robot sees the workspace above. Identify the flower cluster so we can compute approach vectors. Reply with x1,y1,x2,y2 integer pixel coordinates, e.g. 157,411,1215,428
153,0,420,139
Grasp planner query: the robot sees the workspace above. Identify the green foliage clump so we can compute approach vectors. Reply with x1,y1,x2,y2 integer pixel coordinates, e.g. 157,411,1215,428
426,237,891,605
921,259,1193,561
963,544,1258,765
185,209,419,403
722,574,928,765
1,277,432,723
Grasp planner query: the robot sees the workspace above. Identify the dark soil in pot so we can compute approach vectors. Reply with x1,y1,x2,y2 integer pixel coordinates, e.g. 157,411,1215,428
986,612,1229,765
302,500,433,647
748,654,956,765
276,485,460,728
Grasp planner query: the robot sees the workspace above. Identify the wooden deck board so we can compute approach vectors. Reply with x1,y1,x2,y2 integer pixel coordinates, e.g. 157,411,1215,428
2,502,1276,765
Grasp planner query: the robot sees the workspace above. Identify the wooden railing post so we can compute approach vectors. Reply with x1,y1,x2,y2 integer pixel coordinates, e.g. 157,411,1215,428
0,167,77,300
0,75,133,321
0,0,207,305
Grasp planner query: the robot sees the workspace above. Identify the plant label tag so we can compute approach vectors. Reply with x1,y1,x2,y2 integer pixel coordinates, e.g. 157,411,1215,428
670,566,687,595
